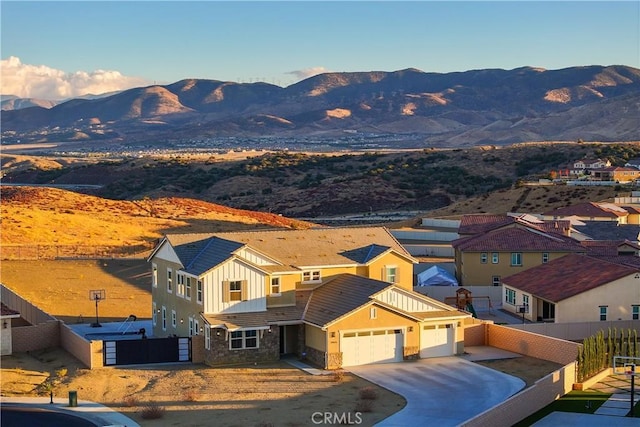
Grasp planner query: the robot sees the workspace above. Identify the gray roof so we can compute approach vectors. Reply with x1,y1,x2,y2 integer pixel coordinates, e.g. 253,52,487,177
573,221,640,242
303,274,391,327
166,235,245,276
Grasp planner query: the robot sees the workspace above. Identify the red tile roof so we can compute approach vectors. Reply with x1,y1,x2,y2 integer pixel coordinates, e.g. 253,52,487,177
458,214,516,235
452,227,585,252
543,202,627,218
502,254,638,302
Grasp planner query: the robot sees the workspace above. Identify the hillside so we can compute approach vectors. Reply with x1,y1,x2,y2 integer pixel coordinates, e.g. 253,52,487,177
2,65,639,147
3,142,638,219
0,186,311,249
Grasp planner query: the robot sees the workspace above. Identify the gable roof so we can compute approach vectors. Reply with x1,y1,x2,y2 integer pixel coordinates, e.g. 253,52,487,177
452,226,585,252
303,274,392,327
303,274,465,328
543,202,628,218
458,213,571,237
502,254,639,302
165,235,246,275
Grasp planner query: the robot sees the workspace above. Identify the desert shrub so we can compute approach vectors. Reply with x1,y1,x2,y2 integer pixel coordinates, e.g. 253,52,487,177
140,403,165,420
358,386,378,400
123,395,139,407
354,400,373,413
55,368,68,378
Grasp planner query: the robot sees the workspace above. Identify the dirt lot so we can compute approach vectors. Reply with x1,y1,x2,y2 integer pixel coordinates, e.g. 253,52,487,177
1,348,405,427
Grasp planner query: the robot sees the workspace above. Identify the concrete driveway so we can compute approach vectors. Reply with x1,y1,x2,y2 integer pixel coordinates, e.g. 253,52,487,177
347,357,525,426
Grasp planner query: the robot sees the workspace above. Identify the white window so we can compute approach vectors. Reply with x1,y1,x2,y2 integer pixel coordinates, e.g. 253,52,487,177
162,306,167,331
230,330,258,350
205,327,211,350
505,288,516,305
542,252,549,263
599,306,607,321
302,270,321,283
633,305,639,320
197,280,203,304
171,310,177,328
185,277,192,300
167,268,173,293
480,253,488,264
188,317,194,336
194,319,200,335
370,307,377,319
492,276,501,287
177,273,185,297
230,280,242,301
511,252,522,267
152,263,158,287
522,294,529,309
271,277,281,295
385,266,397,283
492,253,499,264
152,302,157,326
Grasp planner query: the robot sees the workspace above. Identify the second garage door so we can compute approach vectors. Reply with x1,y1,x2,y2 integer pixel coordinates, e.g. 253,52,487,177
341,329,403,367
420,324,454,358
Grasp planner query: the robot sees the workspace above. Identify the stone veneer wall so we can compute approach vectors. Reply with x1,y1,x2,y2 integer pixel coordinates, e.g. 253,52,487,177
327,352,342,370
191,335,205,364
204,329,279,366
303,346,326,369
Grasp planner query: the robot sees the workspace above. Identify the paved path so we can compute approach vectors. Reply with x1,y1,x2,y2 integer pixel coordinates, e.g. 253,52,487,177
0,397,140,427
591,373,640,417
348,357,525,427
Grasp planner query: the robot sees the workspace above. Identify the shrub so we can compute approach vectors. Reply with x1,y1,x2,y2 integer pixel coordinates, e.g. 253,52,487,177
140,403,165,420
123,395,139,407
183,388,199,402
359,386,378,400
55,368,68,378
355,400,373,413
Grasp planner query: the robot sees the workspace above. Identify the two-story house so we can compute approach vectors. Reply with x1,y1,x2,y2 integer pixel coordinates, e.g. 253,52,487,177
452,216,585,286
571,158,611,176
148,227,469,369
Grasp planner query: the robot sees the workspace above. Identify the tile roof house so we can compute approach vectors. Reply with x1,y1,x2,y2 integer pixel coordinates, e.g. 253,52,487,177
501,254,640,323
592,167,640,183
457,214,571,237
625,158,640,170
572,221,640,242
452,222,585,286
542,202,629,224
148,227,470,369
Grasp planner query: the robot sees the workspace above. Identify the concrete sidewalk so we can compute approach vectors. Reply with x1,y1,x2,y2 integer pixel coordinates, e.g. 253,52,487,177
0,397,140,427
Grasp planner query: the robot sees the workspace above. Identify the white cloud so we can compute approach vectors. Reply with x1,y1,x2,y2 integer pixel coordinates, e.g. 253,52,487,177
1,56,150,100
285,66,329,82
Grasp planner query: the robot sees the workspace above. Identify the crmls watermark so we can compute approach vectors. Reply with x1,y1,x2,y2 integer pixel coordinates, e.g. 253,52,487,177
311,412,363,425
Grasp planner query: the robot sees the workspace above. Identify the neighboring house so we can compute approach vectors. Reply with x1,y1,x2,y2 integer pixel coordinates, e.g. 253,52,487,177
501,254,640,323
458,213,572,238
148,227,470,368
573,221,640,244
1,303,20,356
592,167,640,183
542,202,629,224
572,158,611,175
625,158,640,170
452,215,584,286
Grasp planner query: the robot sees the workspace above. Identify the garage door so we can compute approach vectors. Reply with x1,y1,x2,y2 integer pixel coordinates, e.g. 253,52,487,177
341,329,403,367
420,324,454,358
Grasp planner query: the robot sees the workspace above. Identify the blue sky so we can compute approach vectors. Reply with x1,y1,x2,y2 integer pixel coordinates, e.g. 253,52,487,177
2,1,639,99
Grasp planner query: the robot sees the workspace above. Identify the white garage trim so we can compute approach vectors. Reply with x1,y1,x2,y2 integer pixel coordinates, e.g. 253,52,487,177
420,323,455,358
341,328,404,367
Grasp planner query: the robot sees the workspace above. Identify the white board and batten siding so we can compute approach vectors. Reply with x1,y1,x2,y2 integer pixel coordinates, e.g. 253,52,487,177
235,247,279,267
374,288,444,313
202,258,266,314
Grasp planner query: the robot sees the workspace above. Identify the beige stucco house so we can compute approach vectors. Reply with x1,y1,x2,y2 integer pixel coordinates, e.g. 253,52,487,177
501,254,640,323
148,227,470,368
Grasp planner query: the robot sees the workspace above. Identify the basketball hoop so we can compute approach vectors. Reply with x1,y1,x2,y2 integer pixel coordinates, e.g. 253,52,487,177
89,290,106,327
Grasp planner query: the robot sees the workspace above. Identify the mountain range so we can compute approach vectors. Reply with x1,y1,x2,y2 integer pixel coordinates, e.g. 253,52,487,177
2,65,640,147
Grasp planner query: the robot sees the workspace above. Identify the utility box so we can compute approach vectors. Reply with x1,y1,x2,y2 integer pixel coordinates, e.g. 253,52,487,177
68,390,78,407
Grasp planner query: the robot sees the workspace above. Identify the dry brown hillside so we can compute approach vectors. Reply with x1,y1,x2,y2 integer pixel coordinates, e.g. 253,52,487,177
0,186,311,248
